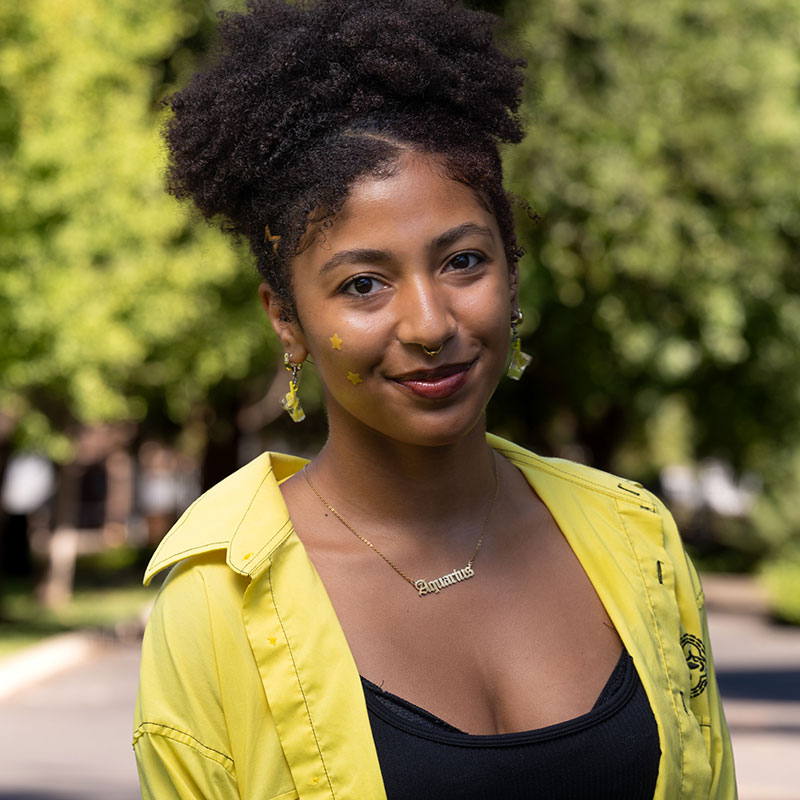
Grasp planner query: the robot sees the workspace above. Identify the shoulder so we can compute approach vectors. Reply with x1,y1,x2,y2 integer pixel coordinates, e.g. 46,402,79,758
143,450,308,585
135,554,256,788
488,433,686,558
489,433,655,507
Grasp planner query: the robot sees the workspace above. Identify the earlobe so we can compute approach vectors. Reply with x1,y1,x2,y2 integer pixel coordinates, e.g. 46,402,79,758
508,261,520,310
258,283,308,362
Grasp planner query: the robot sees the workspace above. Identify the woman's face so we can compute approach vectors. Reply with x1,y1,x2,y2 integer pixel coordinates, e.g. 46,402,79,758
265,153,517,448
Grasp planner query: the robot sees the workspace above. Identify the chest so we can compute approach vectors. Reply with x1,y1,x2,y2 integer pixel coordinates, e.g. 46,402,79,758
309,507,623,735
253,475,715,798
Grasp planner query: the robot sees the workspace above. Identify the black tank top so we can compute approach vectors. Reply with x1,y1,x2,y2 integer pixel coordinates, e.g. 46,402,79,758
361,647,660,799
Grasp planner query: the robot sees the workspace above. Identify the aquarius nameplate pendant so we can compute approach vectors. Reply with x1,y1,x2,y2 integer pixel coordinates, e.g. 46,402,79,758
414,564,475,596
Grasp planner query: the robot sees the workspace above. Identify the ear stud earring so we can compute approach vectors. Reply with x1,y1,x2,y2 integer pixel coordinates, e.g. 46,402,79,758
507,310,532,380
281,353,306,422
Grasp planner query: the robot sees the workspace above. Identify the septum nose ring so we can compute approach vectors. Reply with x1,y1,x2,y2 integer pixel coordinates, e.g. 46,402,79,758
421,344,443,357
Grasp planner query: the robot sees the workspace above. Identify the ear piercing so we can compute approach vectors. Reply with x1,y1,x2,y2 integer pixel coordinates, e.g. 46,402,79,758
280,353,306,422
507,310,532,380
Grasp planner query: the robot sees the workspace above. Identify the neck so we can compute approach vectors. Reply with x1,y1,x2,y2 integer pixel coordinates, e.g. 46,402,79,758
308,421,497,539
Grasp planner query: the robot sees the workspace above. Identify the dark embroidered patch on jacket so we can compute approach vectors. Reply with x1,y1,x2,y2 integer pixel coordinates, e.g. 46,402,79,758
681,633,708,697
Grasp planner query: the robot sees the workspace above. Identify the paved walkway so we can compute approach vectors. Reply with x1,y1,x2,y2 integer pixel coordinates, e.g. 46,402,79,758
0,636,141,800
703,575,800,800
0,574,797,799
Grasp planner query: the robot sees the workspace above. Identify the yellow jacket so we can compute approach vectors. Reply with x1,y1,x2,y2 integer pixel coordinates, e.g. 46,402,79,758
134,435,737,799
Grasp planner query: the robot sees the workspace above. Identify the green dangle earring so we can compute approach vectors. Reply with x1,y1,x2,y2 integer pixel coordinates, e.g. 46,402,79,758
507,310,532,380
281,353,306,422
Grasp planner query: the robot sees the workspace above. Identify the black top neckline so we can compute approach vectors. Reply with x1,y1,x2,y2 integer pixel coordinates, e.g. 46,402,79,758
360,646,634,747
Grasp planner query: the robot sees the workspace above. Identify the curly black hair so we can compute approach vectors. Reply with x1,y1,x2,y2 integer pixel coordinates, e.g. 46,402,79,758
164,0,526,315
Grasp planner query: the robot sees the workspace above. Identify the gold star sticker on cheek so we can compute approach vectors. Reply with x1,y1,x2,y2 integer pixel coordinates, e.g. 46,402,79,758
329,333,343,350
346,371,363,386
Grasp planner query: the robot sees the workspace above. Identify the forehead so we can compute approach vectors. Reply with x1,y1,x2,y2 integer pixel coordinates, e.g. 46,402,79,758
305,154,500,257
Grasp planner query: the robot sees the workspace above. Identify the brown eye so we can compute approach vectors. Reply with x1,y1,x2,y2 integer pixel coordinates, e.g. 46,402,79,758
342,275,383,296
448,252,483,271
352,276,374,294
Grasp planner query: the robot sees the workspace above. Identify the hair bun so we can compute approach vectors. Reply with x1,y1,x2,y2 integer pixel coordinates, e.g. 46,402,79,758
166,0,524,205
164,0,526,307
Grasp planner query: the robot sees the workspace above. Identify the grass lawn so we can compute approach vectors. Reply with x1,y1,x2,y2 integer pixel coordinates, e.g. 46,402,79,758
762,556,800,625
0,546,159,659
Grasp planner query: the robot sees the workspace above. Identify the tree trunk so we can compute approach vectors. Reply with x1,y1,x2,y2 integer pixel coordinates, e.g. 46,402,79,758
0,421,15,620
35,460,81,608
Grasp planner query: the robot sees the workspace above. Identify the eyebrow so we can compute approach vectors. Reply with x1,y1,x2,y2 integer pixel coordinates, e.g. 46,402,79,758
432,222,495,251
318,248,391,276
316,222,496,276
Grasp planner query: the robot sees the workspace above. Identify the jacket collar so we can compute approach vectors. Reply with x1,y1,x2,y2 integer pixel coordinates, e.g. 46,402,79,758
143,450,308,585
144,434,648,586
488,434,653,511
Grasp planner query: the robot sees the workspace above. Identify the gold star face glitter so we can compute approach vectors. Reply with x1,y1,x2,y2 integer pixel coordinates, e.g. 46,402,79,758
346,371,363,386
329,333,343,350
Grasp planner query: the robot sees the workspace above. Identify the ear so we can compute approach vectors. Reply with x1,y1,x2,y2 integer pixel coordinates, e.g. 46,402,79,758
507,259,520,313
258,283,308,363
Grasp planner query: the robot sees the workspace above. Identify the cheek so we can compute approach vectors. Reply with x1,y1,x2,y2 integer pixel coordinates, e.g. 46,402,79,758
463,284,512,343
306,317,389,387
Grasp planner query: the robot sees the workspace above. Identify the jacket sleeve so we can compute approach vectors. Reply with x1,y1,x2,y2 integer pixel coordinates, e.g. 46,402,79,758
659,499,738,799
687,552,738,799
133,559,240,799
133,725,239,799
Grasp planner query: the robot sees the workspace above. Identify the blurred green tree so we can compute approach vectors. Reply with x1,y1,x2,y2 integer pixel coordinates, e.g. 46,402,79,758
0,0,277,475
486,0,800,560
1,0,799,580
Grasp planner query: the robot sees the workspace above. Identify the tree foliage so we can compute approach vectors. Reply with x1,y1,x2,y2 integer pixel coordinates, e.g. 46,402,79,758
2,0,800,559
0,0,273,462
488,0,800,553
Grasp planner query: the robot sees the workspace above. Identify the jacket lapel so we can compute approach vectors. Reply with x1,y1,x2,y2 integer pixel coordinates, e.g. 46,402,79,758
241,458,386,800
492,435,690,799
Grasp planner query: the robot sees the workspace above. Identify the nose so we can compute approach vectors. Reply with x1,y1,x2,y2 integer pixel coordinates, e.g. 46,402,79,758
394,276,457,352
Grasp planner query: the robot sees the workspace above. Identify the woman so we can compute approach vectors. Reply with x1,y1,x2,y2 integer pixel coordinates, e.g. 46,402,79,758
134,1,736,797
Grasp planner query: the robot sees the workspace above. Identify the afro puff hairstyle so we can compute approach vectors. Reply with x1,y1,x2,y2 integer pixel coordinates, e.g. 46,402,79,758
163,0,526,314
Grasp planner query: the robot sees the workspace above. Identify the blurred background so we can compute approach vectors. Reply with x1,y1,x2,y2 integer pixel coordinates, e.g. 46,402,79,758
0,0,798,797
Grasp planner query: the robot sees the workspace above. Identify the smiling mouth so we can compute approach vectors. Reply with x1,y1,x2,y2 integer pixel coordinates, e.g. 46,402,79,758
389,359,476,400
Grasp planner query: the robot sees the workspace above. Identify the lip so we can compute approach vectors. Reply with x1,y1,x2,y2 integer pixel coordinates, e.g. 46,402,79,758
389,359,476,400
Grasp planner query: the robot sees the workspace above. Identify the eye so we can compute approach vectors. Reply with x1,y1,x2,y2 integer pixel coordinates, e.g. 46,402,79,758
447,251,485,271
341,275,383,296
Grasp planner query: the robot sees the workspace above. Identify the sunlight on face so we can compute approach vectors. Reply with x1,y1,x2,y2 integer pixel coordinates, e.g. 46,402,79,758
286,153,517,448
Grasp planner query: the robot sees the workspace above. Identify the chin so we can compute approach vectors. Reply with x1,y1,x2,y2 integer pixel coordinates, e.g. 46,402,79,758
324,369,499,449
366,407,488,450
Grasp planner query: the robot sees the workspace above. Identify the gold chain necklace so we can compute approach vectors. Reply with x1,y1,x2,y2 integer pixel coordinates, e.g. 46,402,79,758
302,456,500,597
